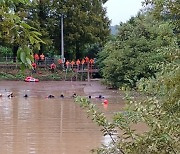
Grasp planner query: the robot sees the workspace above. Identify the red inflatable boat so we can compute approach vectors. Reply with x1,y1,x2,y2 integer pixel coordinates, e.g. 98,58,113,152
25,76,39,82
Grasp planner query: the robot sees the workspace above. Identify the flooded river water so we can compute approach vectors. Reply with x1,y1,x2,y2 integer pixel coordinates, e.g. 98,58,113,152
0,81,125,154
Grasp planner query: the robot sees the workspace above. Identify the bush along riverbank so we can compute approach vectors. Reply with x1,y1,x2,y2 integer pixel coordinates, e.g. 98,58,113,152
0,67,91,81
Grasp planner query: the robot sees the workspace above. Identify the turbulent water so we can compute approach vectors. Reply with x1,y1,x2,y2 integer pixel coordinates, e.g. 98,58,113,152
0,81,125,154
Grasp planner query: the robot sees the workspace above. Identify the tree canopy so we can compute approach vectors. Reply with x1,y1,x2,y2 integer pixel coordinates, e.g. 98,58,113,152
80,1,180,153
98,12,179,88
0,0,44,68
0,0,110,63
21,0,110,59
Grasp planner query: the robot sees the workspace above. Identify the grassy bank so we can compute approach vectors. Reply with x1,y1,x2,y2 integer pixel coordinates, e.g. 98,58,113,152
0,68,88,81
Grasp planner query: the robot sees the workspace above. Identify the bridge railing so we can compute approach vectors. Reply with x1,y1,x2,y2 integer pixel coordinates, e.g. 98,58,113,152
0,57,16,63
0,57,99,72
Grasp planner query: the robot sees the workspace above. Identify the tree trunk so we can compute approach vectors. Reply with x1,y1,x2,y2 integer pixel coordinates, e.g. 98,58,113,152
39,43,44,55
13,45,18,62
76,43,81,60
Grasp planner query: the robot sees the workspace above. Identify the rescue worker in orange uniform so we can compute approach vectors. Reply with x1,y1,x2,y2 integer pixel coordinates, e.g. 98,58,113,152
50,63,56,73
81,59,85,65
89,58,94,64
32,62,37,73
71,60,75,69
34,53,39,64
65,60,70,69
58,59,63,64
76,59,80,70
81,59,85,70
85,56,89,63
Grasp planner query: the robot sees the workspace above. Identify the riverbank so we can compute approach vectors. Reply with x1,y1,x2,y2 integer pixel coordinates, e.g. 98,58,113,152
0,67,92,81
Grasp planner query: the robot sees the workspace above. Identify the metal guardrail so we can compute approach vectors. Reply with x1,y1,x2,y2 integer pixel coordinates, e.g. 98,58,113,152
0,57,16,63
0,57,99,72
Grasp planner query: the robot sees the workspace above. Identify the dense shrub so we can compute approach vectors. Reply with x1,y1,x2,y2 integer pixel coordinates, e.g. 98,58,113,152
98,14,177,88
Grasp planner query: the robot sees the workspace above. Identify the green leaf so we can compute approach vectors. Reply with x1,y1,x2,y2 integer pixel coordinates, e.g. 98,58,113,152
17,48,22,60
21,22,32,30
20,51,26,64
27,54,34,62
20,63,26,71
29,36,35,44
31,31,42,36
26,57,31,66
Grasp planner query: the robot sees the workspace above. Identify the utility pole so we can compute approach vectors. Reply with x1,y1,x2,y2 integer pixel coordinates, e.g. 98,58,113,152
60,14,65,66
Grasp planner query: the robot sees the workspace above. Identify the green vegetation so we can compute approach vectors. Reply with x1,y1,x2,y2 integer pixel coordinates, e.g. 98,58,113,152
0,45,13,57
0,0,110,62
0,67,88,81
75,45,179,153
98,13,178,88
0,0,44,69
75,0,180,154
1,0,179,153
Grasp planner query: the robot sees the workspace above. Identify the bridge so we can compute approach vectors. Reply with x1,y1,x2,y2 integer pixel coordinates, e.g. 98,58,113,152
0,57,99,73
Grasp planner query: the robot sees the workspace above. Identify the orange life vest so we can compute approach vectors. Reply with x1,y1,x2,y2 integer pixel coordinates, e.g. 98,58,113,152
81,59,85,65
32,63,36,68
50,63,56,69
76,59,80,65
34,54,39,60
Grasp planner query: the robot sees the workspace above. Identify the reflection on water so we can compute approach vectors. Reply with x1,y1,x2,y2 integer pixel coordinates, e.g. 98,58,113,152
0,81,124,154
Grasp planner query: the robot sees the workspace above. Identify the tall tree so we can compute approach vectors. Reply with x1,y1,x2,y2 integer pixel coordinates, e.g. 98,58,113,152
63,0,110,59
143,0,180,45
29,0,110,59
0,0,44,68
98,13,178,88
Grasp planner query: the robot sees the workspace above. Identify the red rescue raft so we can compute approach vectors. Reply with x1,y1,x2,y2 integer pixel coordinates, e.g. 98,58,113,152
25,76,39,82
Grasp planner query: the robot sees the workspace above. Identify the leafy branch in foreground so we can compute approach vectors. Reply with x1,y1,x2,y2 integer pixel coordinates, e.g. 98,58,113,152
0,0,45,70
75,84,179,154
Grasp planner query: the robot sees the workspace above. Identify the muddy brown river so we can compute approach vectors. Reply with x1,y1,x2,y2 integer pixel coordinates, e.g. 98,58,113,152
0,81,126,154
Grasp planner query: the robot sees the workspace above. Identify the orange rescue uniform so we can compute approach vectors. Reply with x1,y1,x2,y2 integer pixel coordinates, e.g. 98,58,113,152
50,63,56,69
76,59,80,65
34,54,39,60
81,59,85,65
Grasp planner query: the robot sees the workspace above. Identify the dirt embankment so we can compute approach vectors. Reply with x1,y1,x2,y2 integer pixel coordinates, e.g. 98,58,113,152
0,67,94,81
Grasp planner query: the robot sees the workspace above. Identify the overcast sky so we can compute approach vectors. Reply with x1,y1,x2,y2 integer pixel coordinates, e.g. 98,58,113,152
104,0,144,25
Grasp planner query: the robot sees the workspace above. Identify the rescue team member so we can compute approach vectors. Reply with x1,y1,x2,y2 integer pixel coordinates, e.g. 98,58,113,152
71,60,75,69
85,56,89,63
34,53,39,64
24,94,28,98
50,63,56,73
40,53,45,64
58,59,64,69
76,59,80,70
32,62,37,73
8,92,14,98
47,95,55,98
81,59,85,65
81,59,85,70
76,59,80,65
89,58,94,64
58,59,63,64
65,60,70,69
